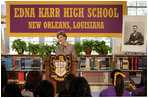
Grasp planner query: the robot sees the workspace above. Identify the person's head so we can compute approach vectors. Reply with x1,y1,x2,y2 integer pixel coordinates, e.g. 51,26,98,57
133,25,138,32
69,77,91,97
58,74,76,97
1,63,8,92
111,69,125,96
64,74,75,91
34,80,54,97
139,69,147,87
57,30,67,44
25,71,42,92
3,83,22,97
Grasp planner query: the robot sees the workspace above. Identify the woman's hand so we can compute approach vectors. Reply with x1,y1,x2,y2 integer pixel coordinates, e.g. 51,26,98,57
129,83,136,90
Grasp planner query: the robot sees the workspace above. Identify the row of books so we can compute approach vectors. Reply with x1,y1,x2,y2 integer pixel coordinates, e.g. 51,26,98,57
82,73,105,83
7,71,46,84
79,57,110,70
4,57,41,70
8,72,25,83
116,57,147,70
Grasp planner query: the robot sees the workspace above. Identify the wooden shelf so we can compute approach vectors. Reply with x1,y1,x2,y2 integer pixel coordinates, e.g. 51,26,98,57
88,82,112,86
121,70,143,72
80,55,113,57
77,70,112,72
115,54,147,57
16,82,25,85
6,69,45,72
1,54,42,57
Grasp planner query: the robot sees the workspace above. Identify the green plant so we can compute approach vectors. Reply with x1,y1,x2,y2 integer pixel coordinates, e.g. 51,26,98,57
82,39,94,52
52,40,60,53
11,39,27,54
27,43,40,54
74,42,83,56
94,41,112,55
40,44,53,58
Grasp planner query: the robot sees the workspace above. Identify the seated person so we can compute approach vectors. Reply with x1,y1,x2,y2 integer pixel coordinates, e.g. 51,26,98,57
21,71,42,97
125,25,144,45
69,77,92,97
3,83,22,97
1,63,8,97
100,69,130,97
58,74,75,97
33,80,54,97
130,69,147,96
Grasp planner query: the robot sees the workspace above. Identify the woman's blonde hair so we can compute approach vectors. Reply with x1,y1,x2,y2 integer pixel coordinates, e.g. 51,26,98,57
57,30,67,40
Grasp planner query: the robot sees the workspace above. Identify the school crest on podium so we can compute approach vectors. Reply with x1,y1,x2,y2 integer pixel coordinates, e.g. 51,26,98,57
49,55,72,81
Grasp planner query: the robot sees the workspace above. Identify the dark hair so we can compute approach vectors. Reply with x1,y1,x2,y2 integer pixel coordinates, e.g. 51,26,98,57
69,77,91,97
57,30,67,40
133,70,147,97
138,69,147,88
64,74,75,90
1,63,8,96
58,74,75,97
34,80,54,97
111,69,124,96
24,71,42,92
133,25,138,29
3,83,22,97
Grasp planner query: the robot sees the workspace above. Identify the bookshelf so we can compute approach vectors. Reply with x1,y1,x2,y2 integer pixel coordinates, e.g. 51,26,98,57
114,54,147,91
78,55,113,70
114,54,147,70
77,55,113,86
1,54,45,86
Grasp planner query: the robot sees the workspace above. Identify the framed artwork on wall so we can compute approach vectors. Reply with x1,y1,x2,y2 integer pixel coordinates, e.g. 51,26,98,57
121,16,147,52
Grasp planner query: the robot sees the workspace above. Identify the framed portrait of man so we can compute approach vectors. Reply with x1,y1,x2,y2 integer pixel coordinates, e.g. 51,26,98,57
121,16,147,52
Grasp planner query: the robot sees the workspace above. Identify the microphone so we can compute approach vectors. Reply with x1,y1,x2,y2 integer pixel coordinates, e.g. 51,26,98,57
61,44,66,48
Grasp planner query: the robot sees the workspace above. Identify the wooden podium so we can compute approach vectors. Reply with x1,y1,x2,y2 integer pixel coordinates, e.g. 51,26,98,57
45,56,77,95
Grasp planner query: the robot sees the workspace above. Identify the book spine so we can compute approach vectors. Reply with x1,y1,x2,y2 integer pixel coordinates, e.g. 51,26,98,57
116,59,120,69
81,59,87,70
122,59,129,70
80,59,86,70
130,57,134,70
106,58,110,70
5,58,9,70
25,58,32,69
32,58,41,70
89,57,92,70
91,57,95,70
18,72,24,83
89,57,93,70
13,58,16,70
134,57,138,70
95,57,98,70
6,58,13,70
21,58,25,69
120,58,123,69
19,59,21,69
138,58,147,70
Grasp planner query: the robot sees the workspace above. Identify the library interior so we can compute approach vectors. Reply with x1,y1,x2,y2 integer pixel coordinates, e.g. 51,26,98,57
1,1,147,97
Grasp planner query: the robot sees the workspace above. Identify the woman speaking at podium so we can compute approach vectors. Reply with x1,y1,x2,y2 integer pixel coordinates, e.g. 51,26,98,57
56,30,77,57
55,30,77,94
